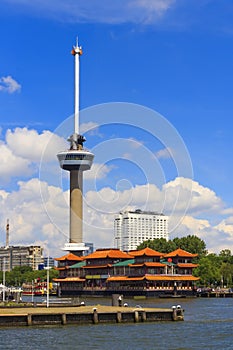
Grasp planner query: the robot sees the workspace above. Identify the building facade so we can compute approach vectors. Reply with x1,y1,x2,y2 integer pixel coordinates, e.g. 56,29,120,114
54,247,199,297
0,245,43,271
114,209,169,251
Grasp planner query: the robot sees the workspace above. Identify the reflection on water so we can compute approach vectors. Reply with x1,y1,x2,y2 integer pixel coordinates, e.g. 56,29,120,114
1,297,233,350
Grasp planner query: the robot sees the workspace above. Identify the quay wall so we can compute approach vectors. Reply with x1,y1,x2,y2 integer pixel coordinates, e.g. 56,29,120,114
197,292,233,298
0,307,184,327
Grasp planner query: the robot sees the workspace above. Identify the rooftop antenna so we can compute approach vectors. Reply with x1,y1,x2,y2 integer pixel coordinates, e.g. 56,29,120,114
6,219,9,249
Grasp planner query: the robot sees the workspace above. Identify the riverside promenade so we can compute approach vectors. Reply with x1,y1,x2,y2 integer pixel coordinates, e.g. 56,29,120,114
0,304,184,327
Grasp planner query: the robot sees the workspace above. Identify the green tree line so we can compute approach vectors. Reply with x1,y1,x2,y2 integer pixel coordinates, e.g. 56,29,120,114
137,235,233,287
0,266,59,286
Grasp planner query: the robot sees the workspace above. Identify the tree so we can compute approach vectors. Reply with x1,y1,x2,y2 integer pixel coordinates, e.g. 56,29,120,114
219,249,233,264
173,235,207,258
194,254,221,286
5,266,34,286
137,238,176,253
137,235,207,258
220,262,233,287
219,249,231,257
2,266,59,286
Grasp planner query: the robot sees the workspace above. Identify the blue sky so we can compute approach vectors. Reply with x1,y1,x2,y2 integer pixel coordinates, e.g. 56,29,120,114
0,0,233,257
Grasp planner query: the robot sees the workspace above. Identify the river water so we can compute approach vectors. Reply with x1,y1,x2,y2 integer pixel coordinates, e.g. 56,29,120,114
1,297,233,349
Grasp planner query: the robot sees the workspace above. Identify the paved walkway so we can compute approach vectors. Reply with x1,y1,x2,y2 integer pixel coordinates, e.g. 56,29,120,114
0,304,171,315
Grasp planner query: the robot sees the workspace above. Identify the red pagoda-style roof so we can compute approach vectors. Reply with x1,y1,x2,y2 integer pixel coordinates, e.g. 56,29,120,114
54,266,66,271
84,249,132,260
129,262,165,268
83,264,112,269
54,253,83,262
177,263,198,268
107,275,200,282
145,275,200,281
129,247,163,257
53,277,85,282
164,248,198,258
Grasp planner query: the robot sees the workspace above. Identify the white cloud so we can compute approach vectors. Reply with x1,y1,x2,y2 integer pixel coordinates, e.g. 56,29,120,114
169,214,233,254
0,178,69,257
4,127,115,185
80,122,99,134
221,208,233,216
163,177,224,215
0,125,119,193
6,127,66,163
2,0,175,24
131,0,175,23
0,142,33,182
155,147,174,159
170,215,210,236
0,190,9,201
84,163,114,180
85,183,163,214
128,138,144,148
214,219,233,236
122,139,145,160
0,127,68,184
0,76,21,93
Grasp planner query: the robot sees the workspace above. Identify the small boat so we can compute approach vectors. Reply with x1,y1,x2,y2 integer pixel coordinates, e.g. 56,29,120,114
159,294,186,299
22,282,45,296
22,281,57,296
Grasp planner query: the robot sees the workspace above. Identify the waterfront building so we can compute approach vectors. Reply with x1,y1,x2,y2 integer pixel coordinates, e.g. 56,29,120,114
114,209,169,251
107,248,199,293
54,247,199,297
82,249,132,290
55,253,84,279
54,249,132,295
0,245,43,271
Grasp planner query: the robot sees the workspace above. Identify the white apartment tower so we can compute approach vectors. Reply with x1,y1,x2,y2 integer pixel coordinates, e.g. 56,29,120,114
114,209,169,251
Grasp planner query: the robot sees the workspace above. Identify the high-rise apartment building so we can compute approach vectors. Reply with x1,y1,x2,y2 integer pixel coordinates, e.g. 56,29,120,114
114,209,169,251
0,245,44,271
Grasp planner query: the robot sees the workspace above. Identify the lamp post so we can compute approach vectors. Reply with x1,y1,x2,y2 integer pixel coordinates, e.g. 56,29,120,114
45,255,50,308
3,258,6,303
31,280,34,304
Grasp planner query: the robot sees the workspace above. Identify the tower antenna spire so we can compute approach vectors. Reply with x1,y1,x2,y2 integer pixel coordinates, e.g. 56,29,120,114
71,36,82,135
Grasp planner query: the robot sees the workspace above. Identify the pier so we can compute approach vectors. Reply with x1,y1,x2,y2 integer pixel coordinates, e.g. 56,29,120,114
0,304,184,327
197,290,233,298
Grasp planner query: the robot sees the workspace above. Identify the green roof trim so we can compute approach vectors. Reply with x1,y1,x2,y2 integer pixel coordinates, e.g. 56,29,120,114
113,259,135,267
160,259,176,266
69,261,86,268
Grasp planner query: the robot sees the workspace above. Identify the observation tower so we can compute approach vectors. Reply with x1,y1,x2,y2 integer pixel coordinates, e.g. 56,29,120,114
57,38,94,256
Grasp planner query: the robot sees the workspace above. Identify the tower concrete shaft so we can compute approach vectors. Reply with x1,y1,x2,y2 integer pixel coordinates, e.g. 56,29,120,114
70,170,83,244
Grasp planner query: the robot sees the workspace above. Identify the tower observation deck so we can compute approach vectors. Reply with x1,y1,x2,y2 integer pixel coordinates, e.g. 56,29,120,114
57,38,94,255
